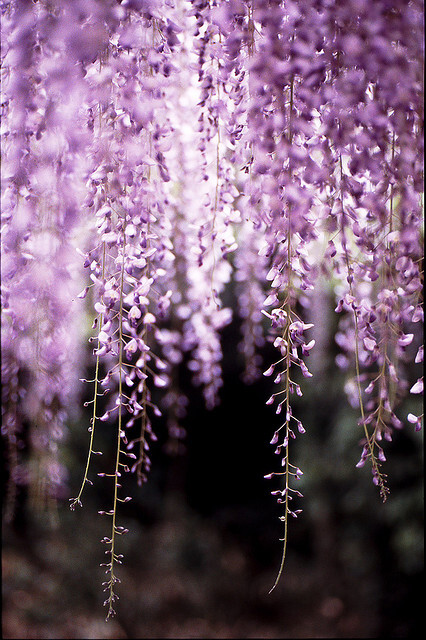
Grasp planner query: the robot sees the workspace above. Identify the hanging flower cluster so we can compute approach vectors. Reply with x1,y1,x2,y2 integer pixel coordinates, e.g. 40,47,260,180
1,0,423,617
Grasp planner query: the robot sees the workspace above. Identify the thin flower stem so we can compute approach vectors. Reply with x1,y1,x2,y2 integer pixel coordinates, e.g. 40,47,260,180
135,132,152,485
338,153,387,499
70,242,106,510
270,75,296,593
269,310,291,593
106,220,127,620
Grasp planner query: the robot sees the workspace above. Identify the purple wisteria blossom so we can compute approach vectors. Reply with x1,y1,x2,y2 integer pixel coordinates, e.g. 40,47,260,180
1,0,423,618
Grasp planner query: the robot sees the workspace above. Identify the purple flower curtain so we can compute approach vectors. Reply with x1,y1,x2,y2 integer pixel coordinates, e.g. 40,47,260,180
1,0,423,617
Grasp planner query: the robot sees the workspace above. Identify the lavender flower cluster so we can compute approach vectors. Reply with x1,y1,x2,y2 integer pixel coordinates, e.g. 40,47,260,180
1,0,423,615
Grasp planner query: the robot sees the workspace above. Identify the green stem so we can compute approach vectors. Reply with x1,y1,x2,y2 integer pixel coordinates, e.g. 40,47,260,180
71,242,106,509
106,220,127,619
270,75,295,592
338,154,387,499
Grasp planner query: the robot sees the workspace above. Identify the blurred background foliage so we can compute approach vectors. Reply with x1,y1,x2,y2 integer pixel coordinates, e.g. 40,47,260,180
2,288,423,639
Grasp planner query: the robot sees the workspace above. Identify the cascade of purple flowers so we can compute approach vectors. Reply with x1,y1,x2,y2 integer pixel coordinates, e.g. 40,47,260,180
1,0,423,616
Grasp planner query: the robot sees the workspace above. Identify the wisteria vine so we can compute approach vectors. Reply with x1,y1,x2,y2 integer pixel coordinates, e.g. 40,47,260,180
1,0,423,618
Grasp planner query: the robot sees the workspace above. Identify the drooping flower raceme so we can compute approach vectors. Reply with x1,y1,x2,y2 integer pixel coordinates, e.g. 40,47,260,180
1,0,423,618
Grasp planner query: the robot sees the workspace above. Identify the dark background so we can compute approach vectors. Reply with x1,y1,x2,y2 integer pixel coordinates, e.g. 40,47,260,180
2,306,424,639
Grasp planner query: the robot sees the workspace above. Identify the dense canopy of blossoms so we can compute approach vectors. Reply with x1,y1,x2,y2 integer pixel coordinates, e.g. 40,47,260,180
1,0,423,618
